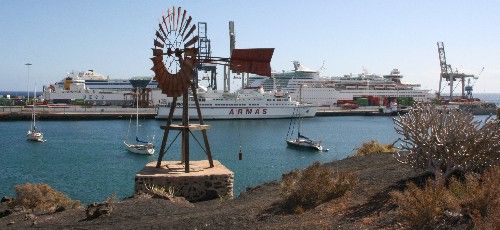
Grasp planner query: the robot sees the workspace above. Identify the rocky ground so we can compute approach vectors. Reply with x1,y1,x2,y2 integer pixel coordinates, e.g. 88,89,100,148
0,153,422,229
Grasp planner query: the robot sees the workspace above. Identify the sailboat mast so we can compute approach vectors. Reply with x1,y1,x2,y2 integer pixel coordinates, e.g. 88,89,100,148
33,83,36,129
298,84,302,135
136,89,139,135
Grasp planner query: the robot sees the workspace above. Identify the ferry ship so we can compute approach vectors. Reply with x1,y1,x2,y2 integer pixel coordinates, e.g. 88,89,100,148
247,62,433,107
156,87,317,120
42,70,168,106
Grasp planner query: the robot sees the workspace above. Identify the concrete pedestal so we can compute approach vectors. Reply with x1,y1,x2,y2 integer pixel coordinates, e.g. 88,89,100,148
135,160,234,202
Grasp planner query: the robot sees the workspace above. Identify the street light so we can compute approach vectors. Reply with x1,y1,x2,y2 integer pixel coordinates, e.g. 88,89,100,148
25,63,32,104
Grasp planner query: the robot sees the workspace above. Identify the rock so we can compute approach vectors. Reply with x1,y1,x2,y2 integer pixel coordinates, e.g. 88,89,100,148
1,196,12,203
7,221,15,225
25,213,37,220
0,209,13,218
85,202,113,220
55,206,66,213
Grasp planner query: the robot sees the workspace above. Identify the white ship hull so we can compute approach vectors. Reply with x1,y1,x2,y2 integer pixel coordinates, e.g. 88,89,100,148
248,64,434,107
157,105,316,120
294,88,432,106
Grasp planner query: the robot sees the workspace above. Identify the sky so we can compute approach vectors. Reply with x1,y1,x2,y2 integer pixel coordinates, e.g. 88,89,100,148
1,0,499,93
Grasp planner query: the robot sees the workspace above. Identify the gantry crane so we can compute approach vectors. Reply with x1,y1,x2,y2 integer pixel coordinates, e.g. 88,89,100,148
437,42,476,100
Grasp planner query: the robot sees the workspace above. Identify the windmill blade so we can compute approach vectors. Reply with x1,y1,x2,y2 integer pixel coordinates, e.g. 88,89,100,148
183,24,196,42
179,10,187,34
155,31,165,43
184,36,198,48
176,7,181,31
172,6,176,30
154,39,164,48
168,10,173,32
162,15,169,33
181,16,192,37
166,8,172,32
159,23,167,39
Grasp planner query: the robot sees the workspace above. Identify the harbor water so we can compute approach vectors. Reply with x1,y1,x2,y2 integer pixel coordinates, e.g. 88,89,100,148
0,93,498,203
1,116,399,203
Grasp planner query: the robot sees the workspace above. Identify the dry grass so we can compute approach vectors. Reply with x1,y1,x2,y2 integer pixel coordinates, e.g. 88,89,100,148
9,183,80,213
281,162,357,213
391,165,500,229
144,184,176,200
355,140,397,156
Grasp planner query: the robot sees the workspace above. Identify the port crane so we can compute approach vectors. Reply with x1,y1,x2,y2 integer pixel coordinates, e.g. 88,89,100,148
437,42,477,100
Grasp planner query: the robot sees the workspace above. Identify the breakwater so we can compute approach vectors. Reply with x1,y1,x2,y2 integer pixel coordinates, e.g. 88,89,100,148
0,106,156,120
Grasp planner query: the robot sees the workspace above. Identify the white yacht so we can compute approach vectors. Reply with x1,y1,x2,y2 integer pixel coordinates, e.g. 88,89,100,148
156,87,317,120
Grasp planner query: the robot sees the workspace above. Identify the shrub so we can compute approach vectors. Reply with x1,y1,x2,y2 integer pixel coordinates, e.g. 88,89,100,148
394,103,500,178
281,162,357,213
144,184,176,200
9,183,80,213
391,166,500,229
448,166,500,229
390,179,460,229
355,140,397,156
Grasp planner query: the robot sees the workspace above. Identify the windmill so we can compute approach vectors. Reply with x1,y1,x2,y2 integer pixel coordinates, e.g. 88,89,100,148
151,6,274,172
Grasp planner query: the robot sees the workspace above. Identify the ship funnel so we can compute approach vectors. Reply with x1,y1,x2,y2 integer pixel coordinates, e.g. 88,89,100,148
292,61,300,71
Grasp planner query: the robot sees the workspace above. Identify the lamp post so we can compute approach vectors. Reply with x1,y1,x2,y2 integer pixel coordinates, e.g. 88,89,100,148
25,63,32,104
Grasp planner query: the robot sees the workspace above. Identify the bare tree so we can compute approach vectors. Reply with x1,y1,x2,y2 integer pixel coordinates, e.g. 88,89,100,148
394,103,500,178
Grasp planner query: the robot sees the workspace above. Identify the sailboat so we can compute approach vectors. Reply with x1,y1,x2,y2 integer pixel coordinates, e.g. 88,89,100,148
124,89,154,155
26,86,44,142
285,85,325,151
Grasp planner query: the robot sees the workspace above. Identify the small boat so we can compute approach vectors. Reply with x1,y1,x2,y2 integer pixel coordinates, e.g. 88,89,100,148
285,85,325,151
27,129,44,142
286,132,323,151
124,140,155,155
124,82,155,155
27,84,44,142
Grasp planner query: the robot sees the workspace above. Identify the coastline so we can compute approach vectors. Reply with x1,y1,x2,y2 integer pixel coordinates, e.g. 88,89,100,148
0,153,420,229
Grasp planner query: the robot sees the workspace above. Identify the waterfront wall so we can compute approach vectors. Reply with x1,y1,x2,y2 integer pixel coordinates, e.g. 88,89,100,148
0,106,157,120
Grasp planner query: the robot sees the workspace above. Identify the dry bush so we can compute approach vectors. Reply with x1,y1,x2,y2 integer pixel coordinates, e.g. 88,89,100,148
355,140,397,156
9,183,80,213
394,103,500,178
144,184,176,200
281,162,357,213
390,179,460,229
449,166,500,229
391,166,500,229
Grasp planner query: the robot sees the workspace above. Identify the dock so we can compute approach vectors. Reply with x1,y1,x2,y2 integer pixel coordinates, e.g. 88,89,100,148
316,106,406,116
0,106,157,120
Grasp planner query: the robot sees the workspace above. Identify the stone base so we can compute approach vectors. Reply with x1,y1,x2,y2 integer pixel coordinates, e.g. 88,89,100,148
135,160,234,202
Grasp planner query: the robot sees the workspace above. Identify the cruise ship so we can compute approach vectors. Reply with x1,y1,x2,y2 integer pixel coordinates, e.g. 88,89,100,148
42,70,169,106
156,87,317,120
247,62,433,106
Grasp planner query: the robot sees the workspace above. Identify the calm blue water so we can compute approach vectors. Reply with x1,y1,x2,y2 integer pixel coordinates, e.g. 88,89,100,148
1,93,498,203
476,93,500,106
0,116,400,203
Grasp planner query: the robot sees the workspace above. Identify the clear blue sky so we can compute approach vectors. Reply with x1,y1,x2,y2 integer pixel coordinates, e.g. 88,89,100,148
1,0,499,93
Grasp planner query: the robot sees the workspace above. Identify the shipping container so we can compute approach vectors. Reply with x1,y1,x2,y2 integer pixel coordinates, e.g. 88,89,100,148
355,97,369,106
